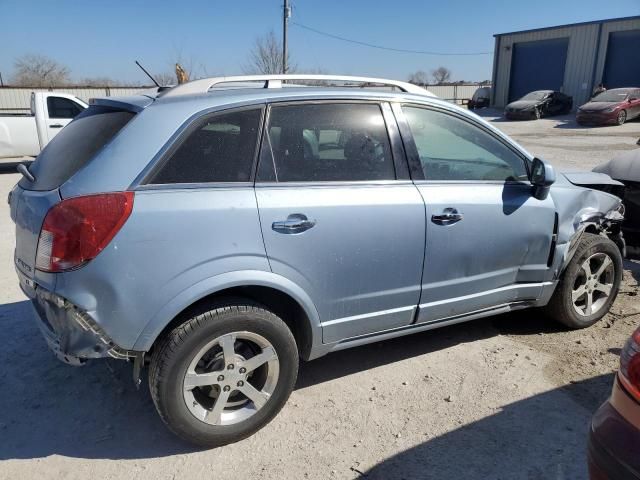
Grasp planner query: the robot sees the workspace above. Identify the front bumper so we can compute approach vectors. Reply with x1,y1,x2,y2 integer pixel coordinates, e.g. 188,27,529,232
25,280,136,365
588,379,640,479
576,112,618,125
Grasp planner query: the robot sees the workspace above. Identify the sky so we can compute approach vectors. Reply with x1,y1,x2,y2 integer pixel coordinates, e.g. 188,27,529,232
1,0,639,85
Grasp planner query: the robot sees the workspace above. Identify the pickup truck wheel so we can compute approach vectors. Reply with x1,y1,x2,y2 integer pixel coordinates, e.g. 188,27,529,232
545,233,622,329
149,302,298,447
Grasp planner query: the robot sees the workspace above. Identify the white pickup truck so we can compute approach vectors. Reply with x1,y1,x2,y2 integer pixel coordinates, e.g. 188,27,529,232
0,92,87,158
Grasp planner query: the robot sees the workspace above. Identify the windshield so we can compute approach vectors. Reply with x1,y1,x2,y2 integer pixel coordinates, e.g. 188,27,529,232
592,90,631,102
520,91,549,101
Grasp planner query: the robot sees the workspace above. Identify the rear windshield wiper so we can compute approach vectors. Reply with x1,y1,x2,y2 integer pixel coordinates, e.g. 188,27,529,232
17,163,35,182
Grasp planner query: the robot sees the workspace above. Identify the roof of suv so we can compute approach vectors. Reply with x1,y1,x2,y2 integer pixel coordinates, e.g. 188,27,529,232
90,74,442,114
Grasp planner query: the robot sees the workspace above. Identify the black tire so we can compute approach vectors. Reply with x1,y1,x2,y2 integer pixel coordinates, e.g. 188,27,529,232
544,233,622,329
617,110,627,126
149,301,298,447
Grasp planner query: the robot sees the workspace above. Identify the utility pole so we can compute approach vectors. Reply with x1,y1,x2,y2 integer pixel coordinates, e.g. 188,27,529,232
282,0,290,74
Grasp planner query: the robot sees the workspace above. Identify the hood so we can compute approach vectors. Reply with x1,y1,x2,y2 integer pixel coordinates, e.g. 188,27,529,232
579,101,619,112
506,100,539,110
559,171,623,187
555,170,624,199
593,148,640,182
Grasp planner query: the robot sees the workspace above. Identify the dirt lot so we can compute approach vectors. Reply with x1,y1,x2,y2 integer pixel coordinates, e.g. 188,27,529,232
0,112,639,480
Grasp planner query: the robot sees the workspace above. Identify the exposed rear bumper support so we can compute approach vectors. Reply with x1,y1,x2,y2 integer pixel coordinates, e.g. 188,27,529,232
30,286,140,365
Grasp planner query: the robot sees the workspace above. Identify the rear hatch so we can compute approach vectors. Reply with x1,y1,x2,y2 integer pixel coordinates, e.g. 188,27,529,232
11,105,135,286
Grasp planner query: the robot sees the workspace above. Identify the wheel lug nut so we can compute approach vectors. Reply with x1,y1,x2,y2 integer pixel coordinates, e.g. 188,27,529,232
223,385,231,392
237,380,244,387
227,364,234,370
239,367,246,374
217,375,224,381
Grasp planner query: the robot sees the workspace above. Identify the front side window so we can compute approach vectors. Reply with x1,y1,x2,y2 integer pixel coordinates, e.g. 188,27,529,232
259,103,395,182
150,108,262,184
47,97,84,119
402,106,528,182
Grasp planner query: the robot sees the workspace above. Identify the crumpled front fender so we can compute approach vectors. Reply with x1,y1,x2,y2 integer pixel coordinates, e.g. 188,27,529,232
550,181,625,277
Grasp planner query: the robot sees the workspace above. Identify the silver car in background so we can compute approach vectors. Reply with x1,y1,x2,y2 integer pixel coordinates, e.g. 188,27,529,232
8,75,626,447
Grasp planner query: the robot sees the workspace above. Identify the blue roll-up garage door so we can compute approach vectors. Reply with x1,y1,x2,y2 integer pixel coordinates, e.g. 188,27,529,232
603,30,640,88
508,38,569,102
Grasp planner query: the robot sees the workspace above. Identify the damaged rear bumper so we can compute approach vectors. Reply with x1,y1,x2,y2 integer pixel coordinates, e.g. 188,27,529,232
25,280,137,365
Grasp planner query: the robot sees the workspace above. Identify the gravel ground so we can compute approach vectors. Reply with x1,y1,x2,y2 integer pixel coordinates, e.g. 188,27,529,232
0,114,639,480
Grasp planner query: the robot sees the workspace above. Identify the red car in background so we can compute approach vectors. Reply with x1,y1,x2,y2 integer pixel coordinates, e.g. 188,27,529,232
577,88,640,126
589,326,640,479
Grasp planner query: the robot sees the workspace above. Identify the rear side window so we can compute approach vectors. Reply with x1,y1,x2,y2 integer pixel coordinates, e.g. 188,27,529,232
47,97,85,119
149,108,262,184
258,103,395,182
21,106,134,191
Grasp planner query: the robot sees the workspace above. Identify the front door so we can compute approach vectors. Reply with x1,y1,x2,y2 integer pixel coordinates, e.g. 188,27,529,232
397,104,556,322
255,101,426,343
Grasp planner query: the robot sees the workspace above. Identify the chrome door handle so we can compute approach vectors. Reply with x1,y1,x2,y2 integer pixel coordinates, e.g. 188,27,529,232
431,208,463,225
49,124,63,128
272,213,316,234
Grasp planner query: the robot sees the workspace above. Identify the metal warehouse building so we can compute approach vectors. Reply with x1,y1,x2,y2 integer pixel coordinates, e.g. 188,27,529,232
491,16,640,109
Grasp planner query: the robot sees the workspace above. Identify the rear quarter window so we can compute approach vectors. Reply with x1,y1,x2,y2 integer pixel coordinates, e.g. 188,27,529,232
21,106,135,191
147,108,262,184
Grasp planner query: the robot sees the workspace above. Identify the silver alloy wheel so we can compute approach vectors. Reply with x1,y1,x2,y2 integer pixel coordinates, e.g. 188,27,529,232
183,331,279,426
617,110,627,125
572,252,615,317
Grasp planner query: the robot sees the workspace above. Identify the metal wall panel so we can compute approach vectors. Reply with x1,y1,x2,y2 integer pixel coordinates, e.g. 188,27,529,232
493,24,599,109
493,17,640,110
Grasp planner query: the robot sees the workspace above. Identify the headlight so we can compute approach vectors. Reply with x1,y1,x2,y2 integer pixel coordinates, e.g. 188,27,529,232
523,105,536,111
603,106,617,113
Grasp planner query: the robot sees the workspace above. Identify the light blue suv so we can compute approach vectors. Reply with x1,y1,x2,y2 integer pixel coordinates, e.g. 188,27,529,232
9,75,626,446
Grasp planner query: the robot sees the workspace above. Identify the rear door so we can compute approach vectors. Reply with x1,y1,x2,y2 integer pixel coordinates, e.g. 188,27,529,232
395,103,556,322
255,101,425,343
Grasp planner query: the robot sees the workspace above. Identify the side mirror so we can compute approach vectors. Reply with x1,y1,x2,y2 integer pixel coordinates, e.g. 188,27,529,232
531,157,555,200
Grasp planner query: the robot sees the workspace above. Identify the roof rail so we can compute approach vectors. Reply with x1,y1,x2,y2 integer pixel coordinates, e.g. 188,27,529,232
159,74,434,98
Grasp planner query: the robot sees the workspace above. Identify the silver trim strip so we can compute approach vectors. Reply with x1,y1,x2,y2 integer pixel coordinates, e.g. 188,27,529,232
322,305,416,327
418,282,553,310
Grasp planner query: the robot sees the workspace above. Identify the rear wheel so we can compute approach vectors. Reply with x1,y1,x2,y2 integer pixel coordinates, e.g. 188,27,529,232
617,110,627,125
545,233,622,329
149,301,298,447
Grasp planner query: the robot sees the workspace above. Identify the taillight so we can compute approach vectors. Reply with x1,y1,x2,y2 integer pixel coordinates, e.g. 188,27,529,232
619,327,640,402
35,192,134,272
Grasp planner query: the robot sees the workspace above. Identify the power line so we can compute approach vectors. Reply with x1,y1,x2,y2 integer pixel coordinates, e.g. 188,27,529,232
291,21,494,56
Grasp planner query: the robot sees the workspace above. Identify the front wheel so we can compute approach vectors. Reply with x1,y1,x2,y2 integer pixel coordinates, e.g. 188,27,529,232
544,233,622,329
149,302,299,447
617,110,627,125
534,108,542,120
